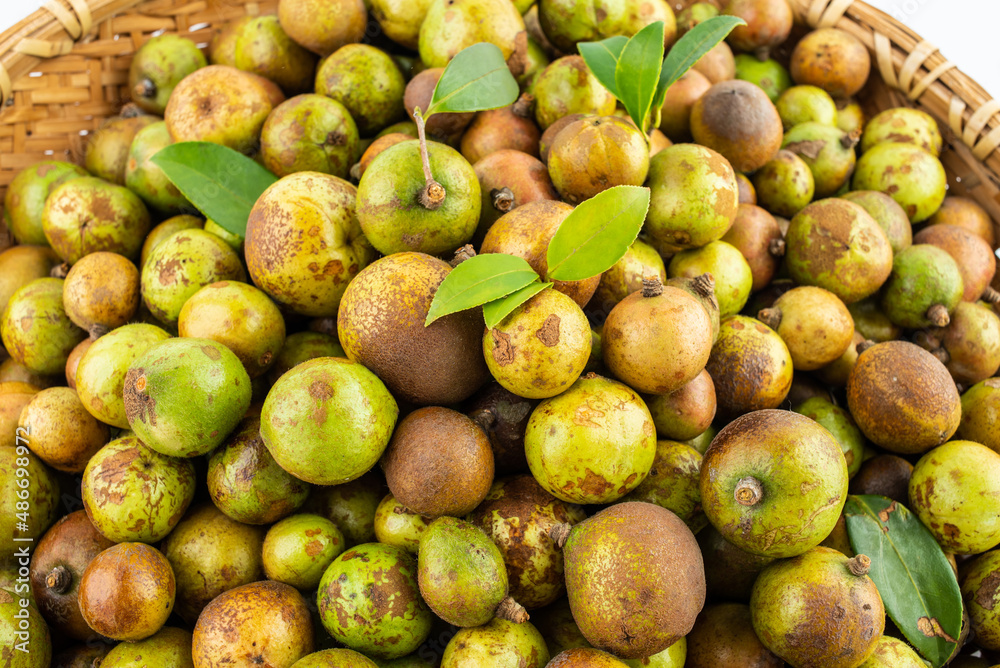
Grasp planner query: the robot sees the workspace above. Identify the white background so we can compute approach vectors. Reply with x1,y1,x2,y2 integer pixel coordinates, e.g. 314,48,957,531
1,0,998,99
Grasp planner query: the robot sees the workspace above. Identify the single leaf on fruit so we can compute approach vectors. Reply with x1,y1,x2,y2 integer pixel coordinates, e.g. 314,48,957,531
424,253,540,326
546,185,651,282
654,15,745,111
579,35,629,100
150,142,277,238
615,21,665,133
426,42,520,118
844,494,962,668
483,282,552,329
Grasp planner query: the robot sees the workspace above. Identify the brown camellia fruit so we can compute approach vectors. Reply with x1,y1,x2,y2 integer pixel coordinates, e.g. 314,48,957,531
847,340,961,455
602,277,714,395
18,386,108,472
686,603,783,668
472,149,558,245
706,315,793,420
465,382,538,476
690,79,783,173
790,28,871,98
757,286,855,371
926,195,996,247
78,542,176,642
192,580,314,667
381,406,494,517
29,510,116,641
405,68,475,142
62,251,140,338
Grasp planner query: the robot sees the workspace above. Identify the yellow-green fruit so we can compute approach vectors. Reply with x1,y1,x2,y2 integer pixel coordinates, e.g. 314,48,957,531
292,649,378,667
125,120,193,215
84,115,160,186
909,440,1000,554
369,0,433,50
101,626,193,667
75,323,171,428
263,514,344,591
278,0,367,57
623,440,706,533
234,15,318,95
959,378,1000,454
706,315,793,420
794,396,865,478
140,214,203,267
2,278,86,376
776,85,837,130
622,638,685,668
852,142,947,223
245,171,374,318
961,550,1000,651
303,471,386,547
758,285,854,371
161,503,265,624
538,0,635,54
532,56,617,130
858,636,931,667
267,331,345,385
314,44,405,136
524,373,656,504
700,409,849,558
18,386,108,473
590,239,666,318
178,280,286,379
0,448,59,558
547,115,650,204
373,494,433,554
0,245,59,318
129,34,207,115
750,547,884,668
441,618,550,668
669,241,752,318
4,160,88,245
548,648,628,667
418,0,526,69
0,382,40,449
782,122,857,198
861,107,943,156
261,94,359,179
483,287,591,400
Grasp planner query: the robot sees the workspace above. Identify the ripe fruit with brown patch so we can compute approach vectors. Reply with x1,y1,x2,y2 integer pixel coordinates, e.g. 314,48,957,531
4,160,89,246
262,513,344,591
382,406,493,517
29,510,115,641
532,56,617,130
0,245,59,318
441,617,550,667
852,141,947,223
484,287,592,400
750,547,884,668
914,223,995,302
560,501,705,659
547,115,650,203
685,603,782,668
847,340,961,455
467,474,586,610
192,580,314,667
260,94,359,179
78,542,175,641
18,386,108,473
278,0,366,56
63,251,140,338
757,286,854,371
690,79,783,173
840,190,913,254
2,278,87,376
84,114,159,185
790,27,871,98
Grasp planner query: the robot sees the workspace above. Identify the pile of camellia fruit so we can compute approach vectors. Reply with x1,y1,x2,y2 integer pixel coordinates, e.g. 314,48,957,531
2,0,1000,666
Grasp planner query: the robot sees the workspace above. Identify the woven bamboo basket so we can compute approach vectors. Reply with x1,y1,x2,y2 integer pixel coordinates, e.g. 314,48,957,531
0,0,998,245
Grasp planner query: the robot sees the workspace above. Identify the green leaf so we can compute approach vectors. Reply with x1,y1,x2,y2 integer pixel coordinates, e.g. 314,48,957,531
579,35,629,100
654,15,745,111
150,142,278,238
424,253,540,326
426,42,520,117
615,21,665,133
545,185,651,282
844,495,962,668
483,282,553,329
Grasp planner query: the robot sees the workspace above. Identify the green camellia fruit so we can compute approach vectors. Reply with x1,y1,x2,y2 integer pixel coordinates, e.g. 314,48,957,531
1,278,86,376
123,338,252,458
0,447,59,558
261,357,398,485
4,160,88,245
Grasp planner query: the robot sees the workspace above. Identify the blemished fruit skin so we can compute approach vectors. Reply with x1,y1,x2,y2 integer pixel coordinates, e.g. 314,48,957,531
417,516,511,628
233,15,318,95
532,56,618,131
440,618,550,668
0,448,59,558
861,107,943,156
314,44,405,136
750,547,885,668
84,115,159,186
959,378,1000,454
762,285,854,371
961,550,1000,651
263,513,344,590
291,649,379,667
699,409,849,559
852,141,947,223
909,440,1000,555
82,436,196,543
690,79,784,173
260,94,359,179
129,34,207,115
858,636,933,667
684,603,782,668
563,502,706,659
879,244,963,329
317,543,432,659
547,647,629,667
123,338,252,458
260,356,398,486
484,287,592,400
524,373,657,505
547,115,650,204
4,160,89,245
1,278,86,376
100,626,194,667
419,0,525,69
705,316,793,420
245,171,374,318
0,587,51,666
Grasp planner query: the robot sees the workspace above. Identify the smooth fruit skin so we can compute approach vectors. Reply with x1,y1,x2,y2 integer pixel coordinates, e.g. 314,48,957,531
961,550,1000,651
532,56,617,130
700,410,848,558
847,341,961,455
261,357,398,485
373,494,433,554
417,516,509,628
264,514,344,590
2,278,86,376
78,542,176,642
100,626,194,667
368,0,432,51
441,618,550,668
880,244,963,329
794,397,865,478
129,34,207,114
123,338,252,458
0,245,59,317
261,94,359,179
82,436,196,543
750,547,884,668
4,160,89,245
751,149,815,219
0,448,59,559
419,0,525,68
75,323,171,428
782,122,857,198
192,581,314,668
959,378,1000,454
563,502,705,659
484,287,592,399
524,374,656,504
909,440,1000,554
0,588,51,667
318,543,432,659
314,44,405,136
668,241,752,318
852,142,947,223
858,636,933,667
644,143,739,251
126,120,194,214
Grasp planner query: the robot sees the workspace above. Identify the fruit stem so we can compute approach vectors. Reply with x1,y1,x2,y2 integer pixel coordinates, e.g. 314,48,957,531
512,93,535,119
768,238,786,257
841,131,861,150
847,554,871,576
691,273,715,300
450,244,476,267
734,476,764,506
496,596,530,624
754,46,770,62
133,78,156,101
413,107,446,210
491,187,515,213
50,262,69,279
856,339,876,355
470,408,496,435
89,324,109,341
549,523,573,548
642,276,664,298
757,307,782,330
981,286,1000,304
46,565,71,595
926,303,951,328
